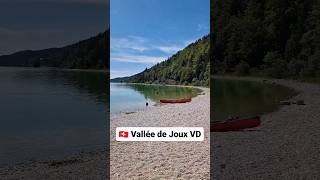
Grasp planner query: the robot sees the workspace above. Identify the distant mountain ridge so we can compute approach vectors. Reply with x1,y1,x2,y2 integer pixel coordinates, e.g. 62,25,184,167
111,35,210,86
0,30,109,69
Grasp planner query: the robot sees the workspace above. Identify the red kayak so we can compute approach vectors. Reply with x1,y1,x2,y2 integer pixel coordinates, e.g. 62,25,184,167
211,116,261,132
160,98,192,103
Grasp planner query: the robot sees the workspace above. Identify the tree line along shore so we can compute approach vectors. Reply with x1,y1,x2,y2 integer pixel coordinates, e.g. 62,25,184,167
211,0,320,82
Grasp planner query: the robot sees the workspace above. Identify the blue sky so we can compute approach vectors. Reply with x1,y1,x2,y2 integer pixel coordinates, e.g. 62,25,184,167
110,0,209,79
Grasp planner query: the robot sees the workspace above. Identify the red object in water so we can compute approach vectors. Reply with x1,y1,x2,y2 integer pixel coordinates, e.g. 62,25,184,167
211,116,261,132
160,98,192,103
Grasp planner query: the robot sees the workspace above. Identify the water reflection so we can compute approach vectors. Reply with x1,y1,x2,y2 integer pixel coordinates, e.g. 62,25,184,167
13,68,109,105
0,67,109,166
212,79,296,121
110,83,200,113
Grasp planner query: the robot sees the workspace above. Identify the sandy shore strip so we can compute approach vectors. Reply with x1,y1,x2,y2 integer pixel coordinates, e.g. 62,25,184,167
110,87,210,179
212,76,320,179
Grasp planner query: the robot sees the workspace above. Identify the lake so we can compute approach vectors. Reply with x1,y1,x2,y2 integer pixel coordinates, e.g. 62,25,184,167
0,67,295,166
110,83,200,113
212,78,296,121
0,67,108,167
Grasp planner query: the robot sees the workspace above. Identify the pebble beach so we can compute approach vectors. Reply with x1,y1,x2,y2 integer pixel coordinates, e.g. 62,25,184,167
110,87,210,179
0,150,107,179
212,76,320,179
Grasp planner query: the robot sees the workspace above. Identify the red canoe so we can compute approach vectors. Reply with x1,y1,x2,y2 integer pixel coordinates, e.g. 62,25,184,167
211,116,261,132
160,98,192,103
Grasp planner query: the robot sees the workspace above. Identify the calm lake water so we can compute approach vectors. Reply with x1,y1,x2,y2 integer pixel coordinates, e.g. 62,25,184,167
212,79,296,121
0,67,108,166
0,67,295,166
110,83,200,113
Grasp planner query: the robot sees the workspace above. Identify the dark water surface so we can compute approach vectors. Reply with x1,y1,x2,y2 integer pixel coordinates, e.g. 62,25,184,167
212,79,296,121
0,67,108,166
110,83,200,113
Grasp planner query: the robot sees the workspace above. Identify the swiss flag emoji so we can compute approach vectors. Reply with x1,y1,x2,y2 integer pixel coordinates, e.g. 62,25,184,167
119,131,129,138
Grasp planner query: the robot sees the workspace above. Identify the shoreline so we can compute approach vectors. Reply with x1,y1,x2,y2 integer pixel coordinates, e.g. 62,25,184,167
111,82,206,92
60,68,108,73
0,66,109,73
111,83,205,116
1,85,209,179
110,87,210,179
212,75,320,179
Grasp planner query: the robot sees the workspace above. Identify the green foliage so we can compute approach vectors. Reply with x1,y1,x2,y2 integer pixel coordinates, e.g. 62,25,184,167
0,30,110,70
113,36,210,86
212,0,320,80
235,61,250,76
262,51,287,78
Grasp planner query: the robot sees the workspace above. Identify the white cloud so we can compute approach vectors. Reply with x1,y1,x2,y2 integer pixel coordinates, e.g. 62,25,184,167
110,70,132,79
154,45,183,54
110,35,198,66
111,53,166,64
111,36,188,54
111,36,150,52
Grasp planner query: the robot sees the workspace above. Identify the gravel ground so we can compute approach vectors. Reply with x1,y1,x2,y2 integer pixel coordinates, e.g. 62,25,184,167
212,76,320,179
0,150,108,180
110,87,210,180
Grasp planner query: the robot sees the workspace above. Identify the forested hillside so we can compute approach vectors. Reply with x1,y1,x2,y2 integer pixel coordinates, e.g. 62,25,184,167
0,30,109,69
211,0,320,79
112,35,210,86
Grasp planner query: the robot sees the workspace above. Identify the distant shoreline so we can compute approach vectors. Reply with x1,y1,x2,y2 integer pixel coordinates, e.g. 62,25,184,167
127,82,205,91
0,66,109,73
112,81,206,92
60,68,108,73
